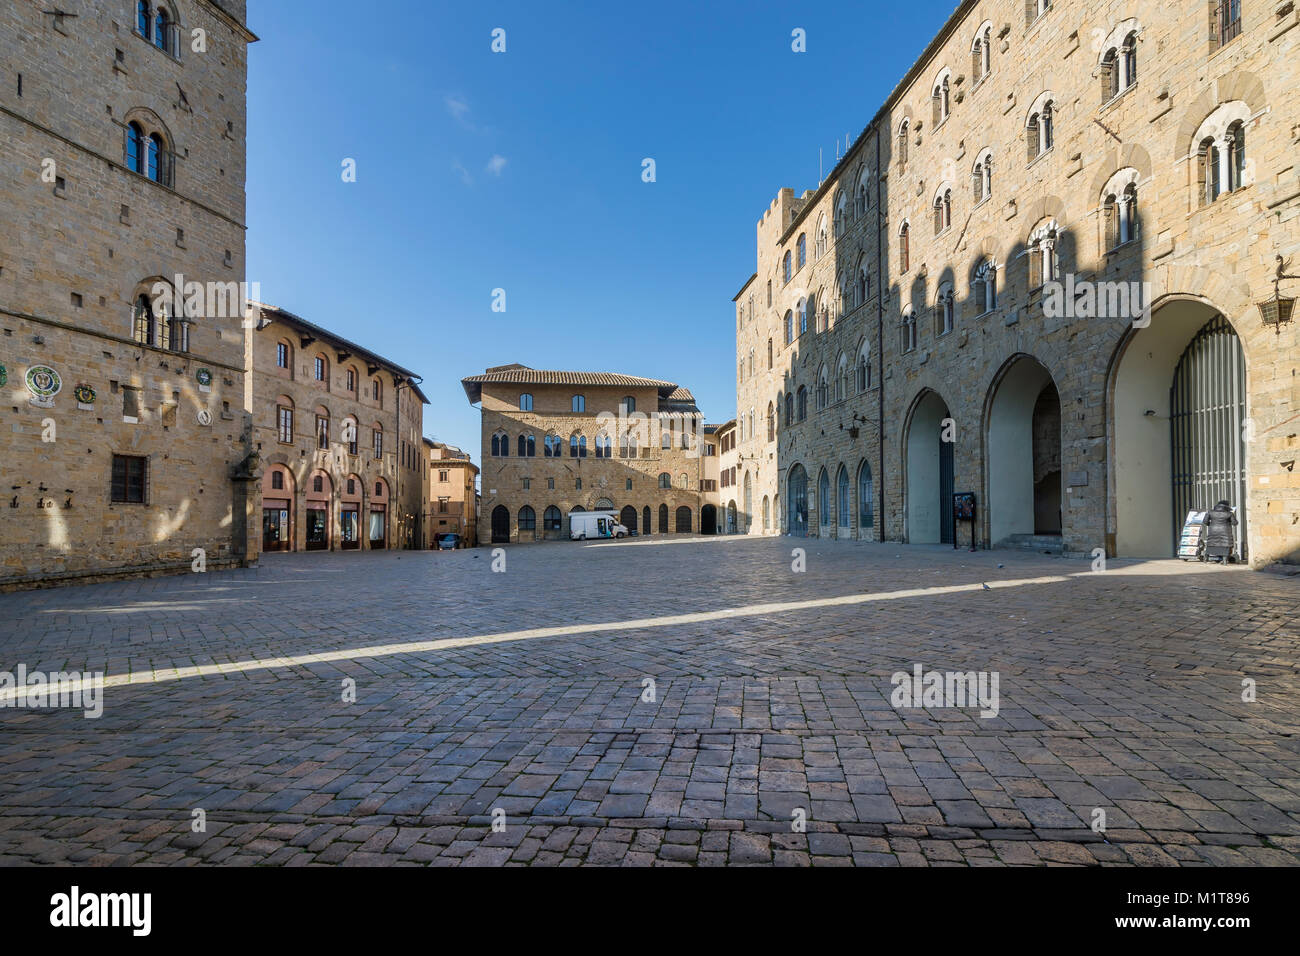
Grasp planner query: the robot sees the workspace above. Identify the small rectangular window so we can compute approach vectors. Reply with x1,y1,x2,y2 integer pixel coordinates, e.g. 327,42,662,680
110,454,147,503
277,405,293,443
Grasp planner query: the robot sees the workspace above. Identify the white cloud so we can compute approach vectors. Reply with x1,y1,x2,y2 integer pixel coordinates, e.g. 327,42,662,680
485,154,508,176
445,94,471,124
452,161,473,185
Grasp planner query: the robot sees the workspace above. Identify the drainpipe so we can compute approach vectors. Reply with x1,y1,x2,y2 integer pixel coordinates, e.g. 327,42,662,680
874,125,887,542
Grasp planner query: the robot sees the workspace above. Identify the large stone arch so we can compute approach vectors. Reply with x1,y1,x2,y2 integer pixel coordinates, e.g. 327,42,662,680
902,387,954,544
981,354,1063,548
1105,293,1251,559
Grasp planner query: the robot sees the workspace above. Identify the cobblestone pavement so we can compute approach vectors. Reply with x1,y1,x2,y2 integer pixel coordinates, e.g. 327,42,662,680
1,538,1298,866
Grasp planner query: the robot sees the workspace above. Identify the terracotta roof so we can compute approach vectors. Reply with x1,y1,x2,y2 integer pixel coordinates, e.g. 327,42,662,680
461,365,682,405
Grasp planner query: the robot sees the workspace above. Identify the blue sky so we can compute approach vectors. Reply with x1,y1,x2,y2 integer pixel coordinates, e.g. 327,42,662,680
246,0,957,463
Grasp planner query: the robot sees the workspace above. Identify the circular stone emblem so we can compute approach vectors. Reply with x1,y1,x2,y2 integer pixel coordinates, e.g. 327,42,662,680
74,383,96,405
25,365,62,406
197,408,213,426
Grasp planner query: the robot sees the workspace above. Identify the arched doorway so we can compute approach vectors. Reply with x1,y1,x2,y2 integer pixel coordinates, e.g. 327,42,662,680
260,463,295,552
905,391,954,544
305,470,332,551
675,506,693,533
1112,304,1247,557
700,504,717,535
986,357,1061,547
742,473,752,534
643,506,652,535
620,505,638,532
836,465,851,538
788,464,808,536
490,505,510,543
726,501,737,534
658,504,669,533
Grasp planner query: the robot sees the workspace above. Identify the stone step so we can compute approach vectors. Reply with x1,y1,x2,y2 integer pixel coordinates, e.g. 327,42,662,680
999,533,1065,553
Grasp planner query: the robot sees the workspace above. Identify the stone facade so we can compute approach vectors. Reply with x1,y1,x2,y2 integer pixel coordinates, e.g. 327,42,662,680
247,303,428,554
423,439,478,545
0,0,258,586
463,365,713,543
736,0,1300,567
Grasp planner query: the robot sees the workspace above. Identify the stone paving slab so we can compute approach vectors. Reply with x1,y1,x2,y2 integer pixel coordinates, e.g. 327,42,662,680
0,539,1297,865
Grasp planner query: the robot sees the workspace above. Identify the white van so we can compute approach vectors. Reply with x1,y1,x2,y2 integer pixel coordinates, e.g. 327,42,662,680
570,511,628,541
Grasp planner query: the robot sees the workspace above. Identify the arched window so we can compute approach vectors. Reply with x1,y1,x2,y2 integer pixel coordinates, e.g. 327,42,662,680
491,432,509,457
1027,220,1060,289
835,191,847,236
518,433,535,457
818,469,831,527
1226,121,1246,192
571,394,585,413
932,71,951,126
858,263,869,308
570,434,587,458
897,119,910,167
815,216,828,259
767,402,775,442
126,122,145,174
1027,94,1055,162
343,417,358,455
857,342,871,392
595,431,612,458
783,250,792,284
796,386,808,421
518,506,537,532
973,149,993,204
937,284,955,335
933,187,952,235
147,133,163,184
902,309,918,352
544,433,561,457
796,234,806,269
816,367,829,410
154,5,172,53
372,425,383,460
856,170,870,217
973,259,997,314
798,298,809,336
658,472,671,489
858,461,874,528
519,393,533,411
784,310,794,345
543,506,562,532
785,392,794,426
767,339,773,369
621,395,635,413
1101,172,1141,250
971,24,992,82
661,428,672,450
900,222,911,273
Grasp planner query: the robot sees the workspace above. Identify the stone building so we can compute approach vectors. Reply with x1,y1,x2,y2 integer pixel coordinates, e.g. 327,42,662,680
462,364,716,543
423,438,478,545
247,303,428,553
0,1,258,587
736,0,1300,567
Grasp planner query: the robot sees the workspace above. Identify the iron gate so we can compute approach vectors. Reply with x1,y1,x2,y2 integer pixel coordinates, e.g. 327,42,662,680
940,436,955,545
1170,315,1247,559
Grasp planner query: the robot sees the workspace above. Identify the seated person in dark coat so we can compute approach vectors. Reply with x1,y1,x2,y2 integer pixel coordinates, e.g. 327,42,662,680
1204,500,1237,562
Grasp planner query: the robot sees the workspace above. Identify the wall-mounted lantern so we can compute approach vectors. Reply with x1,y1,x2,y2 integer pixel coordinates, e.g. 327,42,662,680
1257,255,1299,335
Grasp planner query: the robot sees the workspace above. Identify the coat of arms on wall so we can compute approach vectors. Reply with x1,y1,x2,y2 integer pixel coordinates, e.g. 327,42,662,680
196,367,213,391
74,383,96,409
25,365,61,407
0,363,7,387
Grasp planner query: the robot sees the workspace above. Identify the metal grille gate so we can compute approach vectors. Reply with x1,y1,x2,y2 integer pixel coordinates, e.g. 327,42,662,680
1170,315,1247,559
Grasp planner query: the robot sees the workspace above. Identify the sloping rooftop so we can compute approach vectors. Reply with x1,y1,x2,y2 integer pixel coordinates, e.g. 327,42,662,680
461,365,684,405
252,302,429,405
